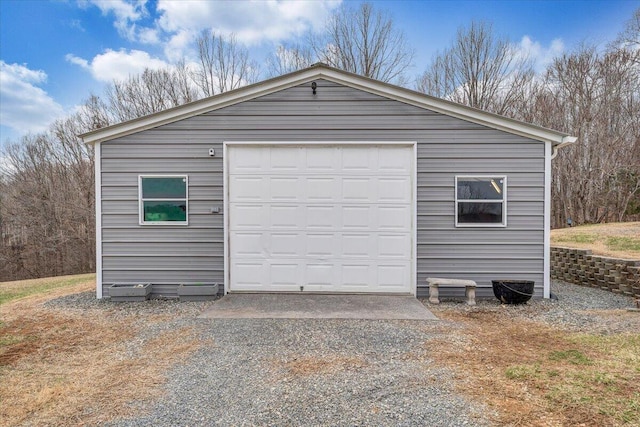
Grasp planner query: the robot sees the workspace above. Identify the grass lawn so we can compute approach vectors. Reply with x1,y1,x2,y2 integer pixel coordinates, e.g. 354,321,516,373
551,222,640,259
431,308,640,426
0,273,95,305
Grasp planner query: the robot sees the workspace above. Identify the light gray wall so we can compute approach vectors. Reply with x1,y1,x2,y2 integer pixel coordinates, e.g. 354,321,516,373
100,79,545,298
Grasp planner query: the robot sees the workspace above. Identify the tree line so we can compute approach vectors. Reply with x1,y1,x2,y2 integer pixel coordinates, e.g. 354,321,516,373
1,3,638,281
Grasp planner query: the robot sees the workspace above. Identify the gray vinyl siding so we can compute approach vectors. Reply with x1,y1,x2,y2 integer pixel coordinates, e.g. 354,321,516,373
99,79,545,298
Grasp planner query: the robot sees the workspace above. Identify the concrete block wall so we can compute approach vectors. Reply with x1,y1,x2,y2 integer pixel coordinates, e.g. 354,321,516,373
551,246,640,298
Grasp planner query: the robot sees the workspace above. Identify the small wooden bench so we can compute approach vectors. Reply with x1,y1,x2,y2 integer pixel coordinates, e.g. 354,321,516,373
427,277,477,306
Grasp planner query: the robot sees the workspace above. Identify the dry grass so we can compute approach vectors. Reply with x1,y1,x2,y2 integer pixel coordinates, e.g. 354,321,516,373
0,273,96,305
551,222,640,259
429,308,640,427
284,355,368,377
0,276,202,426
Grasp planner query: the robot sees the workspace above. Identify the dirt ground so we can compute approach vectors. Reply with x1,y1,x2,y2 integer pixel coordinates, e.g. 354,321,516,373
1,280,638,426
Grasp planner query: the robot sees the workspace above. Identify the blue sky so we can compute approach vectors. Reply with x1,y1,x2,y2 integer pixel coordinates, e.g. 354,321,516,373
1,0,638,144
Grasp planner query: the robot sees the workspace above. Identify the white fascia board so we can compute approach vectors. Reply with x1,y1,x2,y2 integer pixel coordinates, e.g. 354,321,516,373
81,64,575,146
318,69,572,145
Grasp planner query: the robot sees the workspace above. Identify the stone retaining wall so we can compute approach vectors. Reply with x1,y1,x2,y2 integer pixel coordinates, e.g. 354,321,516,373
551,247,640,298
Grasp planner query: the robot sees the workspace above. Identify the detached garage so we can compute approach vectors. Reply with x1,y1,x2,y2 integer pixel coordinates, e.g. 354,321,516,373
81,63,575,300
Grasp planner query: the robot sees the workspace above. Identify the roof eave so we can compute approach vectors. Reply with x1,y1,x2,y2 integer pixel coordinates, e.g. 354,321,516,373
80,65,326,145
80,63,576,147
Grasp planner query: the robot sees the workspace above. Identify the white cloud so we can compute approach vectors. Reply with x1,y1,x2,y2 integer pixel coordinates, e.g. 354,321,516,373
516,36,565,73
156,0,340,46
80,0,340,54
66,49,170,82
164,29,196,62
65,53,89,69
83,0,147,41
74,1,341,81
0,61,65,136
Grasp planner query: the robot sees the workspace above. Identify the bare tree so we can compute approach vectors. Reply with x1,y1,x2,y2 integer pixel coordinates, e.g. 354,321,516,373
194,31,260,96
0,95,109,281
537,45,640,226
310,2,414,83
106,62,198,122
611,7,640,55
265,43,314,77
416,21,534,116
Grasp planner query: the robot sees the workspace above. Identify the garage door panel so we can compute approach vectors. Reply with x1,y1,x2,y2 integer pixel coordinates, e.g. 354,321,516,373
270,176,301,201
270,262,301,286
270,233,300,257
306,177,338,201
342,177,373,201
270,146,301,171
377,264,409,288
379,177,411,202
231,261,266,288
230,204,267,229
379,147,412,173
230,176,265,201
342,205,372,230
306,148,337,171
305,263,336,286
379,206,411,231
306,233,338,257
228,145,413,293
270,205,302,229
228,147,266,172
342,147,375,171
342,233,373,258
231,232,264,257
341,263,374,287
307,205,337,229
378,234,411,258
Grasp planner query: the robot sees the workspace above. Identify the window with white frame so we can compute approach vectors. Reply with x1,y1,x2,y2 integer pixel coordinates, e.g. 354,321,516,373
455,176,506,227
139,175,188,225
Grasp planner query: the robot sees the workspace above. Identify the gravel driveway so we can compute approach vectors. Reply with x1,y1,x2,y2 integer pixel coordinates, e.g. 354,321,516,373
107,319,490,427
48,280,636,427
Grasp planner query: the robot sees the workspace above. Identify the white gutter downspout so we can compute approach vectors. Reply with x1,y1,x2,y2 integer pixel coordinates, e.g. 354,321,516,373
545,135,577,298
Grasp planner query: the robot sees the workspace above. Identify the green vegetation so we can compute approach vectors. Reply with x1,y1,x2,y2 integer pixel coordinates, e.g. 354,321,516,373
553,233,597,244
549,349,592,365
0,274,95,306
607,236,640,253
550,222,640,259
505,364,541,380
502,334,640,425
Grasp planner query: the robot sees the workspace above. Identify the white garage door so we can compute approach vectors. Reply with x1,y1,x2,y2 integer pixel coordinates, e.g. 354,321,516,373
227,144,413,293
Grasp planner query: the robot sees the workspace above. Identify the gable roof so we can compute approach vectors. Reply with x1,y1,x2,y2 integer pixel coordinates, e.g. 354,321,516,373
80,63,576,148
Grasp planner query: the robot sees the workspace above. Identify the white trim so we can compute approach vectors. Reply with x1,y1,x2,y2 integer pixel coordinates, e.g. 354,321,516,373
80,64,576,147
138,175,189,226
223,142,229,295
411,142,418,297
454,175,507,228
543,142,552,298
94,143,103,299
224,141,417,296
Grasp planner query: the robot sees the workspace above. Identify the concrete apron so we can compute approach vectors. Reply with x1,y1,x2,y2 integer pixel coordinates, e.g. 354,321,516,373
199,294,438,320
